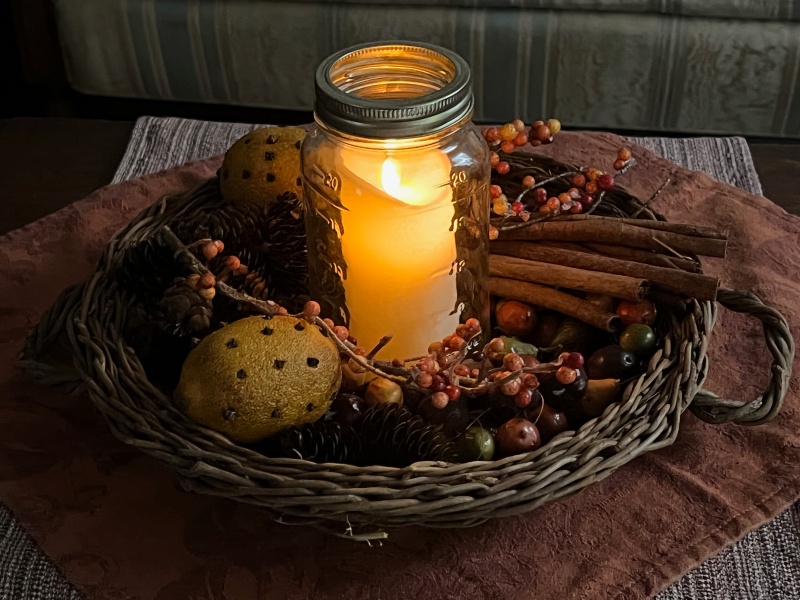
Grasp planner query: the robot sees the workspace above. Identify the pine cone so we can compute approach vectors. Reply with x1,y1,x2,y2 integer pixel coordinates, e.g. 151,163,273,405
175,187,308,311
160,276,214,335
262,192,308,302
116,228,197,300
278,420,362,463
170,180,265,255
355,404,455,467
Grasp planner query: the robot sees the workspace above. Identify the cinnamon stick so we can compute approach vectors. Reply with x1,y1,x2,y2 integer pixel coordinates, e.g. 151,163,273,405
499,220,727,258
490,254,648,301
553,215,728,240
489,277,622,332
581,243,702,273
528,240,703,274
491,241,719,301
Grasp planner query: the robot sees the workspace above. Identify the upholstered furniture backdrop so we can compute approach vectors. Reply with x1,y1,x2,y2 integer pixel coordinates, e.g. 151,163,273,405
51,0,800,137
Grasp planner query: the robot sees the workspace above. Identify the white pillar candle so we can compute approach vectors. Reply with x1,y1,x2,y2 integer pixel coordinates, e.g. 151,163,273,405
335,144,458,359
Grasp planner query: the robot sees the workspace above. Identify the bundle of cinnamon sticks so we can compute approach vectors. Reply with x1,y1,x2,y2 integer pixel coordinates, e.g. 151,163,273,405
489,215,727,331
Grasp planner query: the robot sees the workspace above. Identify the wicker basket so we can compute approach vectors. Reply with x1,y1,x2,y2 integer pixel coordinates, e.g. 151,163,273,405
21,155,794,539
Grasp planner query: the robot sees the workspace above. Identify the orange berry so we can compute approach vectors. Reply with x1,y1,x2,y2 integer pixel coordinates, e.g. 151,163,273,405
512,119,526,133
617,148,632,161
484,127,500,143
530,124,552,143
558,192,572,205
417,372,433,388
522,175,536,188
428,341,444,354
454,364,471,377
487,338,505,353
613,159,626,171
585,181,598,194
302,300,321,318
431,392,449,409
503,353,525,371
523,374,540,389
224,255,241,271
572,174,586,188
501,378,522,396
466,317,481,331
202,242,219,259
514,389,533,408
417,357,437,373
496,161,510,175
489,226,499,240
587,168,603,182
449,335,465,350
490,152,500,167
556,366,577,384
333,326,349,340
199,272,216,289
501,140,515,154
546,197,561,211
513,131,528,146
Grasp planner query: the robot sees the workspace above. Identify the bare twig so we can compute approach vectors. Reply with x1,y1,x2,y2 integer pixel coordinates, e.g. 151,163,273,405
366,335,394,360
631,177,672,218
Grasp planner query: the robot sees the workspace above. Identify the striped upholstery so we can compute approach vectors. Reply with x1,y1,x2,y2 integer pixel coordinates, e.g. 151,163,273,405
53,0,800,137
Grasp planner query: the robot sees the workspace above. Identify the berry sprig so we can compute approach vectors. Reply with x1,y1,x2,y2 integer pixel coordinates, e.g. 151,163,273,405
164,228,569,405
486,139,637,238
483,118,562,179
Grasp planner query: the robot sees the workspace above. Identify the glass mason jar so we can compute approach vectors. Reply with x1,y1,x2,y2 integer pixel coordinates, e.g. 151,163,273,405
301,42,490,360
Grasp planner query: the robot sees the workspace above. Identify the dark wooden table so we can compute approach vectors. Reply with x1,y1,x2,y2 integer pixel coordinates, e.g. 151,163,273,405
0,118,797,235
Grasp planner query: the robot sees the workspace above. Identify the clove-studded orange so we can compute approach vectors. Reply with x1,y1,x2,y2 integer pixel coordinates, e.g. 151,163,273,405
175,315,341,443
220,126,306,211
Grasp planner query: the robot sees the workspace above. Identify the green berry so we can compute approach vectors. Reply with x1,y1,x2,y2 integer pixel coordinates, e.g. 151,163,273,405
456,426,495,461
619,324,656,356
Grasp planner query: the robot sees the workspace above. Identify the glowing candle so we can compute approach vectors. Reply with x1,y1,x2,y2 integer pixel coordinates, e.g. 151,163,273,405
336,144,458,359
302,42,491,363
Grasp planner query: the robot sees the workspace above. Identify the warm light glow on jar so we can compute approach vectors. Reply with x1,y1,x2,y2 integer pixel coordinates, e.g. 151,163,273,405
302,42,490,359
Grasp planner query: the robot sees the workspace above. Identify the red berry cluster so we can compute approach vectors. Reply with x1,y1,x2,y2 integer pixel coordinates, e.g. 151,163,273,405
483,118,562,176
556,351,584,384
412,318,482,409
529,148,633,217
489,351,541,409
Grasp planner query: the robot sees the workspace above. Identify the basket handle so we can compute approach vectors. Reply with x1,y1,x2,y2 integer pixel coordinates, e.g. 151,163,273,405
690,289,795,426
17,282,85,393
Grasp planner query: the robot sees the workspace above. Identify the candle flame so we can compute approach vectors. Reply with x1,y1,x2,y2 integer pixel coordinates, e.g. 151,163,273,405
381,158,432,206
381,158,404,197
